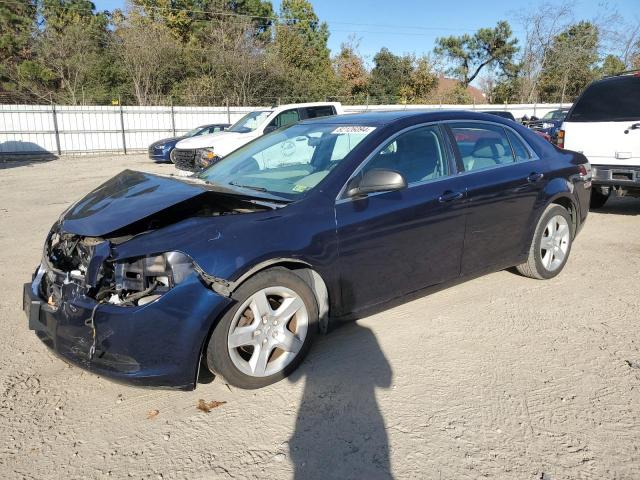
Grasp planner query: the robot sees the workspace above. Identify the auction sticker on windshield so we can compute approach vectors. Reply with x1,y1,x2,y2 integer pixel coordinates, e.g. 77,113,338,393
331,126,376,134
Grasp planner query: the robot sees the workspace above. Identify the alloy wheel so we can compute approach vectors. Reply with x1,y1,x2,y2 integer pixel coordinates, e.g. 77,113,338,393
540,214,570,272
227,286,309,378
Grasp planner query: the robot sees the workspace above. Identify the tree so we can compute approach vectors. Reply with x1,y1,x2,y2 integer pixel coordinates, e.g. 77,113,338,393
538,21,599,102
599,54,626,77
178,16,281,105
271,0,337,101
115,9,184,105
514,2,575,102
36,1,112,104
369,48,412,102
0,1,39,101
227,0,275,38
434,21,518,87
334,38,369,101
401,56,438,103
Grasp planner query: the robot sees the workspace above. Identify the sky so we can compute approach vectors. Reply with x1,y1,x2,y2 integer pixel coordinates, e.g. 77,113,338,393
93,0,639,63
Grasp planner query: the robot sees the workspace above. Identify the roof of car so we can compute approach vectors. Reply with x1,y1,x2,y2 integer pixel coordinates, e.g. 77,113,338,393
198,123,230,128
300,109,515,126
274,101,342,111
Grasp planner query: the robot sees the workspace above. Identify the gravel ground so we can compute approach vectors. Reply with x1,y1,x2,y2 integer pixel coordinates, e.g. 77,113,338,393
1,154,639,480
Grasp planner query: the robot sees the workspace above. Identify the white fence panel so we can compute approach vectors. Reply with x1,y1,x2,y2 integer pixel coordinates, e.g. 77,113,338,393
0,103,571,156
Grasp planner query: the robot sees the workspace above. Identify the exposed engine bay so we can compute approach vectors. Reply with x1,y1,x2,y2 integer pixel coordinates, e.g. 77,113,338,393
42,192,272,308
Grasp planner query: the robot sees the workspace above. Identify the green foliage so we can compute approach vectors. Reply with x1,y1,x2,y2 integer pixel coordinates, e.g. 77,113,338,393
270,0,338,101
538,21,599,102
435,21,518,87
333,40,369,102
369,49,438,103
599,55,626,77
0,1,37,100
404,56,439,102
369,48,413,102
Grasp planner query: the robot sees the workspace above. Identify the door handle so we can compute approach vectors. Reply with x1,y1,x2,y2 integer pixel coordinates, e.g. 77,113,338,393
438,190,464,203
527,172,544,183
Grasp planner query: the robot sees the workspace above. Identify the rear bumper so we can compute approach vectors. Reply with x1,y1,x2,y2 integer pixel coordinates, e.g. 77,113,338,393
592,164,640,188
24,266,232,389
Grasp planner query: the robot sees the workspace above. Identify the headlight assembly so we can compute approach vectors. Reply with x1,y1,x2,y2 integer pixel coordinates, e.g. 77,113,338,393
109,252,193,306
197,148,221,169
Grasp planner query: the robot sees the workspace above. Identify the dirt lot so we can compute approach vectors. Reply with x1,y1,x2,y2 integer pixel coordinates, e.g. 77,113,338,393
1,154,639,480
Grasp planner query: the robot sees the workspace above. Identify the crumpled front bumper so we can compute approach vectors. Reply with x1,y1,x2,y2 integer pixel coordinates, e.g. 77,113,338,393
24,265,232,389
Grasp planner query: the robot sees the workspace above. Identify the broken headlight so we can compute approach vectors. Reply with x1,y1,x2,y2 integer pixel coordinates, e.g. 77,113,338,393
196,148,221,169
110,252,193,306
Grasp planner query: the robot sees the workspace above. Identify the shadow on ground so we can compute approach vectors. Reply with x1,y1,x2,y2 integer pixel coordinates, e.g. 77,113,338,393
0,142,57,169
288,322,393,480
592,196,640,216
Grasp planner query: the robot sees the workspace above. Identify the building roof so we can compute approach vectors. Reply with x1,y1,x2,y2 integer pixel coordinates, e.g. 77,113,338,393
435,76,486,104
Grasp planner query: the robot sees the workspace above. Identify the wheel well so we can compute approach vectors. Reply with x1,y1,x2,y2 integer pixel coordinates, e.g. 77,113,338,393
233,261,331,334
551,196,578,235
194,260,331,388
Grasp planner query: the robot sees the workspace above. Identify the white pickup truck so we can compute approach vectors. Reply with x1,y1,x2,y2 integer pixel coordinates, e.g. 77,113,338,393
171,102,343,174
560,71,640,208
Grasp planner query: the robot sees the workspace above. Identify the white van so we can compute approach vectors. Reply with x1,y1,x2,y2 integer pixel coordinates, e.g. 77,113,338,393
171,102,343,174
560,71,640,208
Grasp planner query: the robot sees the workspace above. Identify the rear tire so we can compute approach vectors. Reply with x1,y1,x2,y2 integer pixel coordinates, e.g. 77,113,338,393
590,188,610,209
516,204,573,280
206,268,318,389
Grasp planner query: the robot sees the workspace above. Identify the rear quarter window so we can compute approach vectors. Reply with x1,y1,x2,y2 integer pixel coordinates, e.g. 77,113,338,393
566,75,640,122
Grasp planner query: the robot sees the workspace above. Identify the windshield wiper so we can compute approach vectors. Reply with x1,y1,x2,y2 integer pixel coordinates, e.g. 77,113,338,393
228,181,268,192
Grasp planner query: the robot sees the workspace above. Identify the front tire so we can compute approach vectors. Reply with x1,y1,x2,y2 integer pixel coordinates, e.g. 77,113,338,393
516,204,573,280
206,268,318,389
590,188,610,209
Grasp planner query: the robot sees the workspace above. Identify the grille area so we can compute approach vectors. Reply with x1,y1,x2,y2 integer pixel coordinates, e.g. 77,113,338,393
172,149,197,171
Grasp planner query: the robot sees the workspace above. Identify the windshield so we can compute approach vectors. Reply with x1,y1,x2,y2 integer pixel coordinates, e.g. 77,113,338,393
228,110,272,133
185,127,204,137
542,110,567,120
198,123,376,199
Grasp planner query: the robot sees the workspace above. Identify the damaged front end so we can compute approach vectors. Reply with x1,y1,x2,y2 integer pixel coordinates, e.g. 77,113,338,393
42,228,192,309
23,169,291,388
26,223,233,389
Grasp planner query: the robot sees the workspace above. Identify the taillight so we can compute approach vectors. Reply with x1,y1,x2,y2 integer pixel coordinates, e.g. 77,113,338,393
557,129,565,148
578,163,592,184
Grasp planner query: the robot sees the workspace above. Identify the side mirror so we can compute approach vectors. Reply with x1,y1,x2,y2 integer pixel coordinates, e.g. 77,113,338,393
346,169,407,198
263,125,277,134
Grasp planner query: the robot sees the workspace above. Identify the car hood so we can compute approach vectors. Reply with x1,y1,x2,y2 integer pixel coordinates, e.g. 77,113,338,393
151,136,184,147
175,131,258,156
59,169,276,238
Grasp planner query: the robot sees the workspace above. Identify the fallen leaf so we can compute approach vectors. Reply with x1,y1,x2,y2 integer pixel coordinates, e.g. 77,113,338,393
147,409,160,419
626,359,640,369
197,399,226,413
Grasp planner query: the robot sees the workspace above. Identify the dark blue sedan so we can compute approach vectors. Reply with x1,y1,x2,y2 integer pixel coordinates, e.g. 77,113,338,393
24,111,591,389
528,109,570,141
148,124,229,162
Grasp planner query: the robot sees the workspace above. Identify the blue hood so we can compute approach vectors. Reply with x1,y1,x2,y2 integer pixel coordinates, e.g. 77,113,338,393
60,170,213,237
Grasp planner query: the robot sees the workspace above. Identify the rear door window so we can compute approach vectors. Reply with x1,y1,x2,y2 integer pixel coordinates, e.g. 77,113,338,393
268,109,300,129
449,123,515,171
303,106,336,119
566,75,640,122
